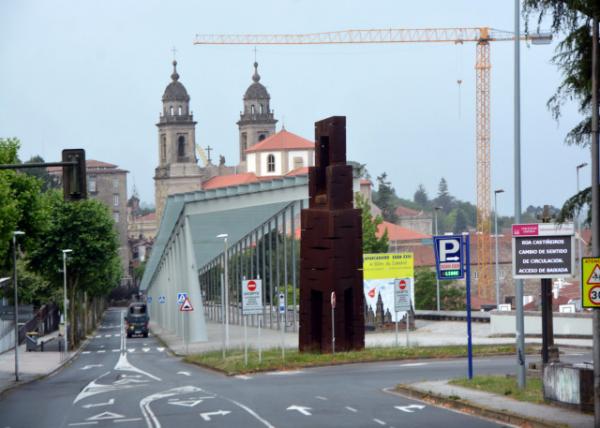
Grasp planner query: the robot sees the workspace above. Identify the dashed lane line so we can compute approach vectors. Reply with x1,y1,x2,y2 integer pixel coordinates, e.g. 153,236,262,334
345,406,357,413
373,418,386,426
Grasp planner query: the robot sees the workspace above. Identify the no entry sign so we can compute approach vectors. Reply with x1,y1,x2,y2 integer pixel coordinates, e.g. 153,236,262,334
242,279,263,316
512,223,574,279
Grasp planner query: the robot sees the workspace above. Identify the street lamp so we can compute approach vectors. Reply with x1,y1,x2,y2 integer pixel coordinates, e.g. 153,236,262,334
433,207,443,311
216,234,229,353
494,189,505,307
576,162,588,274
12,231,24,382
62,249,73,355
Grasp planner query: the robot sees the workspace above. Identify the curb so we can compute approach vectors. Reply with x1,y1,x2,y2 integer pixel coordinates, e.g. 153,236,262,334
392,384,568,428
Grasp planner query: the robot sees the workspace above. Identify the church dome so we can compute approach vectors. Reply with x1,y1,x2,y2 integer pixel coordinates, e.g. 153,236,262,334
162,60,190,102
244,62,270,100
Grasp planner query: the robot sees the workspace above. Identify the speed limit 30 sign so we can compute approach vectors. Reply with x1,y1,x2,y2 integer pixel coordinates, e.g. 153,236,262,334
582,257,600,308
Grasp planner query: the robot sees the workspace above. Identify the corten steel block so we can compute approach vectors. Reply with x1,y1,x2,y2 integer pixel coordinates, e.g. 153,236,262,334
299,116,364,353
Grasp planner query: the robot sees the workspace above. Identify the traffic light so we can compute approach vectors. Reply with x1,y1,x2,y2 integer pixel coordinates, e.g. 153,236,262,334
62,149,87,201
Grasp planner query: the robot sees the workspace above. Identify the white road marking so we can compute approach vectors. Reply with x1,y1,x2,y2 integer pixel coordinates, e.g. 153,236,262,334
177,371,190,376
142,348,150,353
395,404,425,413
97,350,106,354
81,364,103,371
113,334,121,337
82,351,91,355
224,397,276,428
156,347,164,352
168,399,204,407
315,396,327,401
266,370,303,376
86,411,125,421
95,335,102,339
68,422,97,426
373,418,386,425
81,398,114,409
287,405,312,416
114,418,142,423
112,349,120,353
200,410,231,421
127,348,135,353
104,335,111,338
398,363,428,368
235,375,252,380
114,352,161,381
345,406,357,413
140,386,205,428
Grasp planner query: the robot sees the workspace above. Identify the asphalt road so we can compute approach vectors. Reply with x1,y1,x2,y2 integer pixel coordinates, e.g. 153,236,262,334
0,308,591,428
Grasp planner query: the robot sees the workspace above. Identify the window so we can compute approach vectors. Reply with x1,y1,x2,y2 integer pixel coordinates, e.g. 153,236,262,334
293,156,304,169
170,106,174,115
258,134,266,142
241,133,247,161
88,175,97,193
113,212,120,222
112,178,119,191
161,135,167,162
259,104,264,114
267,154,275,172
178,136,185,157
178,106,182,115
113,194,119,207
251,105,255,115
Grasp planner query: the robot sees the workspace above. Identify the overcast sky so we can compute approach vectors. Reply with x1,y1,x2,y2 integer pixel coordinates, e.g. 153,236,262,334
0,0,588,215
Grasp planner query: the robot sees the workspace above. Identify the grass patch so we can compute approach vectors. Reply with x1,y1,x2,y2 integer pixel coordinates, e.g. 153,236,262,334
183,344,536,375
449,375,544,404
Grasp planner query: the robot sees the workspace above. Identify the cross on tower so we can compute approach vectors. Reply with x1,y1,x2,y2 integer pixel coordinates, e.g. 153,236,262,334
205,145,213,163
171,46,178,61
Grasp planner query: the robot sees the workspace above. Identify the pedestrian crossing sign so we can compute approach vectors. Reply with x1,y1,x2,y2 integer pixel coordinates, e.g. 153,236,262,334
179,297,194,312
582,257,600,308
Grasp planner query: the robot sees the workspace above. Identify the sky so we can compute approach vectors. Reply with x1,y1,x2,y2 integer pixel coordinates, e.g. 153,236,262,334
0,0,589,216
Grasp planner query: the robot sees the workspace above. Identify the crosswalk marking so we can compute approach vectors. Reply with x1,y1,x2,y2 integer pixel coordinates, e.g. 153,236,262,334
81,347,166,355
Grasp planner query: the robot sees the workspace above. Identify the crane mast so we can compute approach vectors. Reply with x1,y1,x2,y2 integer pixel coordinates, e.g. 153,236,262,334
195,27,549,302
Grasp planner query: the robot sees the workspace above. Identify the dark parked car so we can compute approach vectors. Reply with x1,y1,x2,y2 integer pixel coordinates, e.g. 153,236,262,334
125,302,149,338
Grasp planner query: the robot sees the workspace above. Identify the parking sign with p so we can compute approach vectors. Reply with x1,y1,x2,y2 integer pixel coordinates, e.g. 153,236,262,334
434,235,465,280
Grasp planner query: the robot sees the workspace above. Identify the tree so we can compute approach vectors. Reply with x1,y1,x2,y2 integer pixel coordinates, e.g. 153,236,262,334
434,178,454,213
414,268,466,310
373,173,399,223
29,193,121,347
413,184,429,209
356,193,388,253
23,155,61,191
523,1,600,220
453,209,468,234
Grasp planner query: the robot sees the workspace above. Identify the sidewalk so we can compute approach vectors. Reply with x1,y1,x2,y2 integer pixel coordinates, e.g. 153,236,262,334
395,380,593,428
152,318,593,356
0,332,76,396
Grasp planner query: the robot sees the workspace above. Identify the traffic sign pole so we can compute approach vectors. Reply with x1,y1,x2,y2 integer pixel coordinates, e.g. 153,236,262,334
465,234,473,380
331,291,336,354
395,310,399,347
244,314,248,366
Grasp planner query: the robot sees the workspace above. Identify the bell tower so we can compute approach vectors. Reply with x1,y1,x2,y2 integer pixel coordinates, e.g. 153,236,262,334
154,60,203,223
237,62,277,171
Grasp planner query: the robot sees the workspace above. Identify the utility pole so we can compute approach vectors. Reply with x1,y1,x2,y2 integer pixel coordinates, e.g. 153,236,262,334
540,206,557,364
591,14,599,426
514,0,526,389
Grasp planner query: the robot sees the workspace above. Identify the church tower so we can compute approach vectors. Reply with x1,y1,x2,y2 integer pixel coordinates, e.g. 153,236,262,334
154,60,203,223
237,62,277,171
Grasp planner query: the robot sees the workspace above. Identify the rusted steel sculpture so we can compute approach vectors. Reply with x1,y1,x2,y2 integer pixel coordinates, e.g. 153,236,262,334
299,116,364,353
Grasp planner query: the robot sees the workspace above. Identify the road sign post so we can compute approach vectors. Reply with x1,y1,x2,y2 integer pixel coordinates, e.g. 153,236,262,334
242,279,263,366
394,278,412,347
331,291,336,354
179,297,193,355
434,235,472,379
279,292,285,361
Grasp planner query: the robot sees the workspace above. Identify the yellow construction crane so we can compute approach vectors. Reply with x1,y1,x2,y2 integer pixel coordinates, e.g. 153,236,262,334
194,27,551,300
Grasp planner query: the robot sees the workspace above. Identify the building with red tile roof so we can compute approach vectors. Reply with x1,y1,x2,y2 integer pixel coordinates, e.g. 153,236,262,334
246,129,315,177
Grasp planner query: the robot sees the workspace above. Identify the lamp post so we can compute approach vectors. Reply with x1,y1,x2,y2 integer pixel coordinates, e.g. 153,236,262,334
62,249,72,355
494,189,505,308
576,163,588,275
433,207,442,311
12,231,24,382
216,234,229,351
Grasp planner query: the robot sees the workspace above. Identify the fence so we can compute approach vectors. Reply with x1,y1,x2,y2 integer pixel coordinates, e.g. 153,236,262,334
199,200,305,331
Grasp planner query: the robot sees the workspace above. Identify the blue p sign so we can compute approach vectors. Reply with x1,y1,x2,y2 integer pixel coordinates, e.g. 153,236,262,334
433,235,465,280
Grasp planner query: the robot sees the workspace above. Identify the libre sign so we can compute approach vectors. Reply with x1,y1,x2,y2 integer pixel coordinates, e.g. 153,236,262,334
512,223,574,279
242,279,263,316
582,257,600,308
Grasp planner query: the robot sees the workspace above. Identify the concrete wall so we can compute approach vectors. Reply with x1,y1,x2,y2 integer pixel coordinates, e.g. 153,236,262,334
490,311,592,337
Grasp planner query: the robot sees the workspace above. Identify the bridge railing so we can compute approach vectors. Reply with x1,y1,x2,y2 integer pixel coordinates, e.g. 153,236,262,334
199,200,305,332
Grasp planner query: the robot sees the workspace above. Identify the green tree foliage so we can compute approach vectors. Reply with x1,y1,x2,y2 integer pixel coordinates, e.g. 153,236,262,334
0,138,49,271
453,209,468,234
356,193,388,253
434,178,454,214
414,268,466,310
373,173,399,223
413,184,429,209
23,155,61,191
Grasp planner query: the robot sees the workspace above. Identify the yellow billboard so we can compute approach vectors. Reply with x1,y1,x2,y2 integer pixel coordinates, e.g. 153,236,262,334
363,253,414,280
